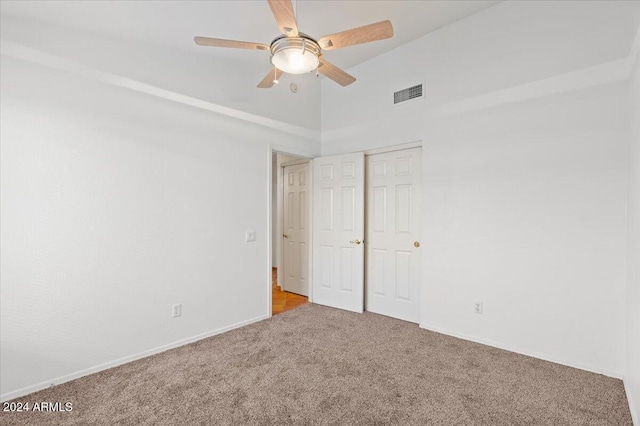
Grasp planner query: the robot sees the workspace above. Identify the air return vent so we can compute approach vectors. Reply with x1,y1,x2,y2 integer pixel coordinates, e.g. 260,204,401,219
393,84,423,105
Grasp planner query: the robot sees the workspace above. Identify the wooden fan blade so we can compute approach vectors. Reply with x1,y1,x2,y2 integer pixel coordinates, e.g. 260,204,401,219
257,67,284,88
194,37,270,51
267,0,298,36
318,20,393,51
318,58,356,86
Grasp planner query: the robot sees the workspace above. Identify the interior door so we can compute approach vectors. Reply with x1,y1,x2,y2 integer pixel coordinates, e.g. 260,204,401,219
283,162,310,296
312,152,365,313
365,147,422,323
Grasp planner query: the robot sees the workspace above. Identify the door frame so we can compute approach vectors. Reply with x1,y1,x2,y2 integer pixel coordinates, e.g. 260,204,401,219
267,144,315,318
267,140,422,320
364,140,422,156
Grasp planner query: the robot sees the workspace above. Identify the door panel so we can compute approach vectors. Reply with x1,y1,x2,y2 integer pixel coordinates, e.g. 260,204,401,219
283,162,310,296
312,153,365,313
365,148,421,323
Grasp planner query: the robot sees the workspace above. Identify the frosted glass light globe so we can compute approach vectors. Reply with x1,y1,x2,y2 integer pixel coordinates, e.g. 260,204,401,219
272,48,319,74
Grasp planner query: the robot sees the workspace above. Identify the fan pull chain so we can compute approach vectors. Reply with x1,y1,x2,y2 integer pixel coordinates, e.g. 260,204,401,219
273,67,279,85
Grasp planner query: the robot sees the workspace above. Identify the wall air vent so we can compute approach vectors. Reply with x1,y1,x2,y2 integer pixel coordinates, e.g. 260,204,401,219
393,84,424,105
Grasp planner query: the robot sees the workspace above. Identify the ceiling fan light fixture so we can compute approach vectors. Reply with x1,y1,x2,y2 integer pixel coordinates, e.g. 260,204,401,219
194,1,394,88
271,35,320,75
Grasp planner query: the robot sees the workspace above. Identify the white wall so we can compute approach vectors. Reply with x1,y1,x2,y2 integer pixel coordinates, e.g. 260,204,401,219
626,34,640,425
0,49,319,399
321,0,638,377
418,83,627,376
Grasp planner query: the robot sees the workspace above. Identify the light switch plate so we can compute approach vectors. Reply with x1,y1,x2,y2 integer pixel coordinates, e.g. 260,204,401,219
245,231,256,242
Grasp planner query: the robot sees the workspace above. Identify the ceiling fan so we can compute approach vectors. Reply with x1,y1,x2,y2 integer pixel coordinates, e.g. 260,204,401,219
194,0,393,88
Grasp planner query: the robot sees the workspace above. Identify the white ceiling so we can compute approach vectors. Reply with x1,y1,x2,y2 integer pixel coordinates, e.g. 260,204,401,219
0,0,501,71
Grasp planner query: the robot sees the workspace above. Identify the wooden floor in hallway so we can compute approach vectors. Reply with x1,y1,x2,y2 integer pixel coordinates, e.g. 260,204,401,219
272,267,308,315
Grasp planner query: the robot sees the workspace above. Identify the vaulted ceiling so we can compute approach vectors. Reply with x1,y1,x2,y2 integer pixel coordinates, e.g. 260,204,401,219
0,0,501,71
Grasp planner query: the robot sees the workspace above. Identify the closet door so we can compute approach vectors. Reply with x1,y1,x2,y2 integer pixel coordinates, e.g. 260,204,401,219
365,148,422,323
312,153,365,313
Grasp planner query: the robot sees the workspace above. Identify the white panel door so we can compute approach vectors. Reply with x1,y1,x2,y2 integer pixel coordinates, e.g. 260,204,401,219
312,152,365,313
283,162,310,296
365,147,421,323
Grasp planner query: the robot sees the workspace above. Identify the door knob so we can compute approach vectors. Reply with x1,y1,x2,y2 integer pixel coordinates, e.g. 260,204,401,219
414,241,420,248
350,239,362,245
283,233,288,238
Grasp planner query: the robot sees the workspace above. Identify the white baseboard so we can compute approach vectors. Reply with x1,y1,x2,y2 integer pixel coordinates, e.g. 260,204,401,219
419,322,623,379
0,314,269,402
625,378,640,426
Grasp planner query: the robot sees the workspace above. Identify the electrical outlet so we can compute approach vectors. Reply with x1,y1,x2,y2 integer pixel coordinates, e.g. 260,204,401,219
172,303,182,318
245,230,256,242
474,302,483,314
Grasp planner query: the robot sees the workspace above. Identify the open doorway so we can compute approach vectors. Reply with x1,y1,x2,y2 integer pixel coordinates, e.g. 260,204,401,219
271,152,310,315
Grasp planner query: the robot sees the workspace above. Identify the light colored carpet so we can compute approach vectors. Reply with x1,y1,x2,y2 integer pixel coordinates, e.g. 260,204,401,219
1,304,632,425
